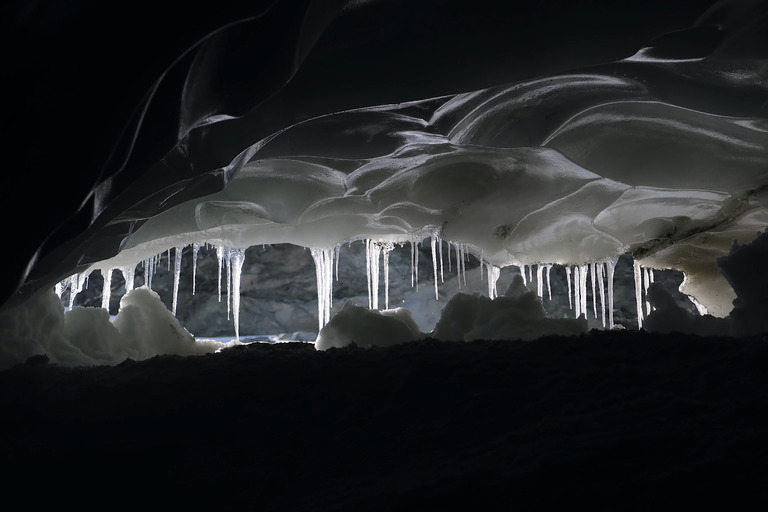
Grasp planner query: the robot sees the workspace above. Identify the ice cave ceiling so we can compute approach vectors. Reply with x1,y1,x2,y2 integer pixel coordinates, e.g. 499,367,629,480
2,0,768,318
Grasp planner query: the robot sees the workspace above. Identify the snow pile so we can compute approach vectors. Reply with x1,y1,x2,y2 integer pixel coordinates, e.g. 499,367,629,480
431,276,587,342
316,302,422,350
0,287,226,370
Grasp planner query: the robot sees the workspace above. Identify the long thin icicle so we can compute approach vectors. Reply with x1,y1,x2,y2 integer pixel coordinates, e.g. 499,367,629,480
439,237,444,283
521,264,527,286
364,238,376,309
546,265,552,301
590,262,597,318
101,268,113,311
382,242,393,309
579,264,589,320
644,267,652,316
216,245,224,302
334,244,340,281
172,246,184,316
410,240,415,288
431,234,439,301
606,259,616,329
192,242,201,295
597,262,606,327
230,248,245,341
573,265,581,318
366,239,381,310
566,266,573,310
226,247,232,320
455,243,461,289
536,265,544,298
311,248,334,331
633,259,644,329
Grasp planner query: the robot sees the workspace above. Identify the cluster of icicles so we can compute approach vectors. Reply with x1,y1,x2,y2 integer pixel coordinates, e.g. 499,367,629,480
54,236,660,340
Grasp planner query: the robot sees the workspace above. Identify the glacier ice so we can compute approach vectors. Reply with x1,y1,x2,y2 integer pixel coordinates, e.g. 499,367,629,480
3,0,768,366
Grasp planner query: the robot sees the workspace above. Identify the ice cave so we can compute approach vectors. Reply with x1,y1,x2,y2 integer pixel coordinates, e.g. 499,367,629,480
1,0,767,369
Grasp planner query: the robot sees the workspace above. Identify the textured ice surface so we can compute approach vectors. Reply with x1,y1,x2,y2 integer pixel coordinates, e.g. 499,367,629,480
76,63,767,320
3,1,768,363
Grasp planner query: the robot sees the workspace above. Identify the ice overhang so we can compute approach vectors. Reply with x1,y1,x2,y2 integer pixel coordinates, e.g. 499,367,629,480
3,0,768,318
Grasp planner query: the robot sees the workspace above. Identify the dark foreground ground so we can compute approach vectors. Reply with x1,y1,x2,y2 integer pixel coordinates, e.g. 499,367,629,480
2,330,768,510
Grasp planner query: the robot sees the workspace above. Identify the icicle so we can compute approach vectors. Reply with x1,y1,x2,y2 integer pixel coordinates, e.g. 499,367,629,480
573,266,581,318
439,237,444,283
166,248,171,270
172,246,183,316
334,244,340,281
521,265,527,286
366,239,372,309
68,274,80,309
546,265,552,301
383,243,393,309
565,266,572,310
579,264,589,320
479,250,484,282
644,267,652,315
230,248,245,341
122,265,135,294
455,243,461,288
415,239,420,292
431,234,439,301
216,245,224,302
447,241,452,273
536,265,544,298
192,242,201,295
527,264,533,284
590,262,597,319
597,262,606,327
460,244,467,287
487,263,500,299
226,248,232,320
410,240,415,288
367,240,381,310
145,257,153,289
606,259,616,329
633,259,644,329
311,248,334,331
101,268,113,311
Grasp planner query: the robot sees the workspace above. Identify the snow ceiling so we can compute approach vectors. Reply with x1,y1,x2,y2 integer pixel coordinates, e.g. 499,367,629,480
3,0,768,321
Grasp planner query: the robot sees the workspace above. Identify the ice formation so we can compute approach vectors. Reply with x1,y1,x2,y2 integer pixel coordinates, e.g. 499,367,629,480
2,1,767,365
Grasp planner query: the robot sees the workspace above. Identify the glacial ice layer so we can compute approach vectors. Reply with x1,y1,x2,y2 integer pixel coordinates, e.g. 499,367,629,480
74,66,768,328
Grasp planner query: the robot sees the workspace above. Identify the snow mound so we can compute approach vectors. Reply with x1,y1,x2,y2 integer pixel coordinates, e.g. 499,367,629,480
315,302,423,350
0,287,225,370
432,276,588,342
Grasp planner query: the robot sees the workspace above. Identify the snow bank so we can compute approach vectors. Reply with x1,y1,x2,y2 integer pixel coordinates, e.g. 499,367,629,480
431,275,588,342
0,287,224,370
316,301,423,350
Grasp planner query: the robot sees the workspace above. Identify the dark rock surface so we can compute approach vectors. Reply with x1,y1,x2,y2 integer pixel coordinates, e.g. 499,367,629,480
2,330,767,510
